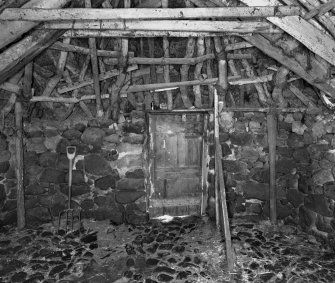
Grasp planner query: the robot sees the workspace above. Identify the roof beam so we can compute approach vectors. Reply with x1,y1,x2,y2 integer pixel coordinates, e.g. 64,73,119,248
41,20,281,34
0,6,301,21
0,0,70,50
0,30,64,85
241,0,335,67
242,34,335,98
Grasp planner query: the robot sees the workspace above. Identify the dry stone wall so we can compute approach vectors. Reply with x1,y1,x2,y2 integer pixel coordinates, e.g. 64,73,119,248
206,104,335,247
0,110,148,227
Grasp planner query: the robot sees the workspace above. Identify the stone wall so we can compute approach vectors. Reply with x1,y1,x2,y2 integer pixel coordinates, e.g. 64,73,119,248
0,110,148,227
206,102,335,245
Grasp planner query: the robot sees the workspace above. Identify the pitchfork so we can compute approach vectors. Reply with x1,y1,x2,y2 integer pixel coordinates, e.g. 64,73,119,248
58,146,82,234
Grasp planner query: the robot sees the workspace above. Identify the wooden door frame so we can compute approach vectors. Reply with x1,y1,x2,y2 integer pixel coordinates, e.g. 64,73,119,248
146,110,210,216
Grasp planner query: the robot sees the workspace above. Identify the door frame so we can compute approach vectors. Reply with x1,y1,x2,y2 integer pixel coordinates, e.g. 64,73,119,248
146,110,210,216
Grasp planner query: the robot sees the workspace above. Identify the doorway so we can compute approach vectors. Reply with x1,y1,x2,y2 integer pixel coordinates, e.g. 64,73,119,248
148,113,206,217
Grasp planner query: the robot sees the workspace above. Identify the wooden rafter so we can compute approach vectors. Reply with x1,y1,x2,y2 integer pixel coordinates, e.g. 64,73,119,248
0,0,70,50
241,0,335,67
0,29,65,85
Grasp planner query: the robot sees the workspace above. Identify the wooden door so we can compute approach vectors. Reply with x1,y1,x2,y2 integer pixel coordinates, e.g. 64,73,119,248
149,113,204,217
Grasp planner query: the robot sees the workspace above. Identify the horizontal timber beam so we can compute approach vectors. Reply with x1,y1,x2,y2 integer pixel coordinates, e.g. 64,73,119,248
0,6,301,21
63,30,228,38
32,73,273,102
41,20,282,33
103,53,253,65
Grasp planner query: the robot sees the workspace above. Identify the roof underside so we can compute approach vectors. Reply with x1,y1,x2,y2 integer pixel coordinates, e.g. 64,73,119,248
0,0,335,116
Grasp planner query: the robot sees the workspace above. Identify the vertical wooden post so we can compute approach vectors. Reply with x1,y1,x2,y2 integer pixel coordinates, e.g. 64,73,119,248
201,114,208,215
15,102,25,229
214,95,220,229
218,60,228,90
148,38,159,107
267,110,277,224
85,0,103,117
162,0,173,110
205,37,215,107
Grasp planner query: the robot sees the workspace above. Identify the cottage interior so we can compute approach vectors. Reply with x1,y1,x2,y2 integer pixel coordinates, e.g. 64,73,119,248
1,0,335,282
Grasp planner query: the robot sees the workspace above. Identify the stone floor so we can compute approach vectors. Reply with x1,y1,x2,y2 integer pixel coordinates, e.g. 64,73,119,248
0,215,334,282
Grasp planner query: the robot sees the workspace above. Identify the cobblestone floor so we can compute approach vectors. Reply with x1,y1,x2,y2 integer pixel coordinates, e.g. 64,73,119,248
0,216,334,282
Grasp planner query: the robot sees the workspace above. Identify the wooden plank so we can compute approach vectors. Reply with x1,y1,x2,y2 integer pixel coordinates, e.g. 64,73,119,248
241,0,335,67
0,29,65,85
1,6,302,21
15,102,25,229
0,0,70,50
267,111,277,224
63,30,230,37
150,197,201,207
41,20,281,33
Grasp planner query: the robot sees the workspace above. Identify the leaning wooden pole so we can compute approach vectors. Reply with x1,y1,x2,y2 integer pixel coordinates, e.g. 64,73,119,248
15,102,25,229
267,109,277,224
214,89,235,271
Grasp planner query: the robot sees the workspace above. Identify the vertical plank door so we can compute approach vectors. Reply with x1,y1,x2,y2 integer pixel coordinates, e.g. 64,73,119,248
149,113,204,217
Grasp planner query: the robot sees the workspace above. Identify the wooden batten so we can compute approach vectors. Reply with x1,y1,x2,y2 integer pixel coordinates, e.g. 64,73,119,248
0,6,301,21
103,53,252,65
41,20,282,33
50,41,125,57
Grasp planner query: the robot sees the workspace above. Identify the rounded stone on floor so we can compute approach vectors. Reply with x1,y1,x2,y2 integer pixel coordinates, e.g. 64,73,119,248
126,258,135,267
49,264,67,277
11,271,27,282
146,258,160,266
124,270,133,278
157,273,174,282
154,266,175,274
176,271,190,280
